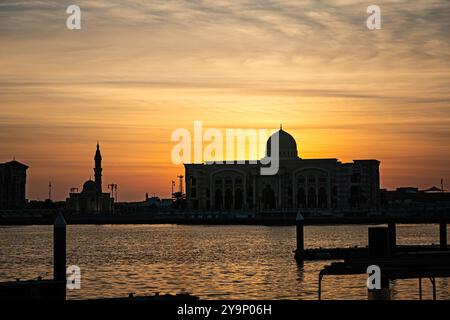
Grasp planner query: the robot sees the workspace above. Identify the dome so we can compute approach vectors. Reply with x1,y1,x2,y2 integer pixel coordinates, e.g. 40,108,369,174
82,180,96,194
265,128,298,159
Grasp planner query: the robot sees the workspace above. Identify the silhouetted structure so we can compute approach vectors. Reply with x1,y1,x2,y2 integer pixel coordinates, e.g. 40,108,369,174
381,187,450,214
185,128,380,214
0,160,28,209
318,223,450,300
53,212,66,300
66,143,114,213
0,213,67,300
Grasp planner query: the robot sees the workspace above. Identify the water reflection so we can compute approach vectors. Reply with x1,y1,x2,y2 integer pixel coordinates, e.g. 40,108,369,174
0,224,448,300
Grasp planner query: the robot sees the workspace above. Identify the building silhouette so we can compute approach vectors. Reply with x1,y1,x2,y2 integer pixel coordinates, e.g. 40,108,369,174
0,160,28,209
381,186,450,213
185,128,380,214
66,143,114,213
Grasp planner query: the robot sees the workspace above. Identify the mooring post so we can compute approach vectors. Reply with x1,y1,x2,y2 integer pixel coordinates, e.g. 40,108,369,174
419,278,422,300
368,227,390,259
439,217,447,251
295,211,304,261
54,212,67,300
388,220,396,254
368,227,391,300
430,277,437,300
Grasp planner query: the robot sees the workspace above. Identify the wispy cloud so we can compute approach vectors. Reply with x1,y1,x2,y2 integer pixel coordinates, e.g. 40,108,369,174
0,0,449,200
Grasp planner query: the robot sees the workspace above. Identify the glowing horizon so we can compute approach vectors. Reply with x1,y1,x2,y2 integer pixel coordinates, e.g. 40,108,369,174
1,0,449,201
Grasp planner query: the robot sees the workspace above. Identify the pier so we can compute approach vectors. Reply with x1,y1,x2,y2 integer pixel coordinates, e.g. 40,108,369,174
318,252,450,300
295,213,449,262
293,211,450,299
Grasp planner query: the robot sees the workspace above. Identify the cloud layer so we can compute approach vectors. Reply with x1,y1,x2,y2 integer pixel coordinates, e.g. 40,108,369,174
0,0,449,200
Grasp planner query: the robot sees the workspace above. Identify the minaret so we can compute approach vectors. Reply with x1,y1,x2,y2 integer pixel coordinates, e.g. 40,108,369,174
94,142,102,196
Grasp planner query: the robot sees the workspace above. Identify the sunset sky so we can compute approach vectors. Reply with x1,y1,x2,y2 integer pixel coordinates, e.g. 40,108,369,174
1,0,449,201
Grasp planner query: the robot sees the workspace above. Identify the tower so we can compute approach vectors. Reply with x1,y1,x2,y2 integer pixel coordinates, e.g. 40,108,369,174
94,142,102,196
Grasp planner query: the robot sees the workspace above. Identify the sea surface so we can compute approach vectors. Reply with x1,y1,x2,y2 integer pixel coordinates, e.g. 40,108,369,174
0,224,449,300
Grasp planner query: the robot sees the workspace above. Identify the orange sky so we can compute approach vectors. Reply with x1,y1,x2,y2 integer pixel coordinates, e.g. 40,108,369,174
0,0,449,201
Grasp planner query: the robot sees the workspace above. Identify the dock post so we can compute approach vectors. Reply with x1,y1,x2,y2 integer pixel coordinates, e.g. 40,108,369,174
419,278,422,300
431,277,437,300
294,211,304,261
54,212,67,300
368,227,391,300
368,227,390,258
388,221,396,254
439,218,447,251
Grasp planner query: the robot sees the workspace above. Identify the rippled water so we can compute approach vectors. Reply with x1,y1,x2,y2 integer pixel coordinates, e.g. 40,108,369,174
0,224,449,300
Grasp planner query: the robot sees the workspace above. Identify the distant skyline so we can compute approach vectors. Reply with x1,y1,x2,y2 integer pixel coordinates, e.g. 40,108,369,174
1,0,449,201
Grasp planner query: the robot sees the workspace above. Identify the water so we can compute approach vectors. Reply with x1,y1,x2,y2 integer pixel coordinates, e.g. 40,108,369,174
0,224,449,300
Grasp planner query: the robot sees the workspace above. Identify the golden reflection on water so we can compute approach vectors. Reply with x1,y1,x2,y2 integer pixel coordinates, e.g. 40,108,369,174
0,224,448,300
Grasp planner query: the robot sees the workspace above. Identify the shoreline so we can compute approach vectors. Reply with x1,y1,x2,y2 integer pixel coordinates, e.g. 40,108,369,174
0,215,447,226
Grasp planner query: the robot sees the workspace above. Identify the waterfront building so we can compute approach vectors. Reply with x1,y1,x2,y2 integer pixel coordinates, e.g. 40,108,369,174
66,143,114,213
381,186,450,214
0,160,29,209
185,128,380,215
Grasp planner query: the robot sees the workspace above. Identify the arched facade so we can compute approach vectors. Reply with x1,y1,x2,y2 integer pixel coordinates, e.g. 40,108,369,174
292,167,331,210
209,169,247,210
184,129,380,214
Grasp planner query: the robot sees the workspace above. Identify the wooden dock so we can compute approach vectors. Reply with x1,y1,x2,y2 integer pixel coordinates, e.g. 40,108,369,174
295,213,448,262
318,250,450,300
292,212,450,299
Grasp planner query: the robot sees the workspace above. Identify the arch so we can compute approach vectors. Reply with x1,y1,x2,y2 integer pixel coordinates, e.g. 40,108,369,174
211,169,246,211
235,188,243,210
247,185,253,209
297,175,305,184
262,184,276,209
215,189,222,209
287,186,293,208
297,187,306,208
211,168,247,178
293,167,330,177
307,187,316,208
224,188,233,209
293,167,330,210
318,187,327,208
